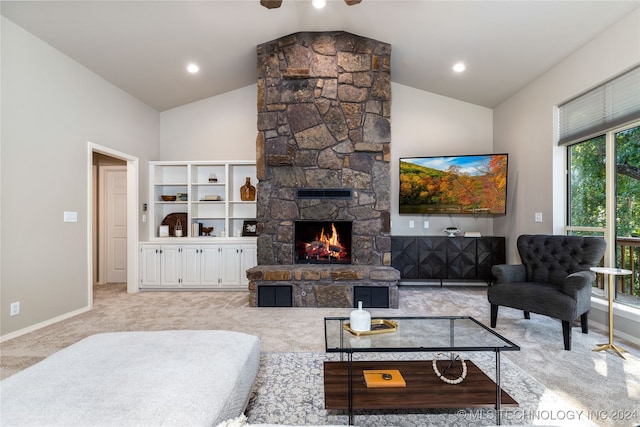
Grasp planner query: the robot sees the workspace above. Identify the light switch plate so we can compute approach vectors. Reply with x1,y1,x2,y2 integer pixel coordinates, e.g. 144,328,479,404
409,220,415,228
535,212,543,223
64,211,78,223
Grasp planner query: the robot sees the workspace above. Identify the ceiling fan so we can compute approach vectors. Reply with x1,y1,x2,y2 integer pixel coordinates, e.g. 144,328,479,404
260,0,362,8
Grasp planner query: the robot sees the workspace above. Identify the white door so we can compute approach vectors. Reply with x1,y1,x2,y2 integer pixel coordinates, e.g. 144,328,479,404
105,167,127,283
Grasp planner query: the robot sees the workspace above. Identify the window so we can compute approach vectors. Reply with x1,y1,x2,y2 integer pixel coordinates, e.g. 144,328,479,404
568,135,606,230
567,123,640,307
559,66,640,145
561,66,640,308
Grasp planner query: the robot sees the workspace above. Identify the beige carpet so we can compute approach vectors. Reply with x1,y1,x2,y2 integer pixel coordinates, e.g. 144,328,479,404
2,283,639,427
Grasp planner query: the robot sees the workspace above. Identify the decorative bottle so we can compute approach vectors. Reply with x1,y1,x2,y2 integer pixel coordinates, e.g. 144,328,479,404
174,219,183,237
240,177,256,201
350,301,371,332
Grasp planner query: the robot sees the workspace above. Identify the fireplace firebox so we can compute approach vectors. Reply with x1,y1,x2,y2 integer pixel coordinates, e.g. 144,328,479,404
294,221,352,264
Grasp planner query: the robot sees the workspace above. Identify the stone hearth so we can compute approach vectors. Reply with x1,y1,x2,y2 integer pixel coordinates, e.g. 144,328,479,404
249,31,399,307
247,265,400,308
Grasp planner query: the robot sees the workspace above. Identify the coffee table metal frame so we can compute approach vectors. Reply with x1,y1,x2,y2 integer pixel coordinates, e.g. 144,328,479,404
324,316,520,425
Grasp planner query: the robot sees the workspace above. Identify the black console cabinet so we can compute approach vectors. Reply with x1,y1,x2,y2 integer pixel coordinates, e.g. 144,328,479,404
391,236,505,285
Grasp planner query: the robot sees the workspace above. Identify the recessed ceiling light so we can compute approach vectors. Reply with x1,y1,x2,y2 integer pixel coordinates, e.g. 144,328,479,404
452,62,466,73
312,0,327,9
187,63,200,74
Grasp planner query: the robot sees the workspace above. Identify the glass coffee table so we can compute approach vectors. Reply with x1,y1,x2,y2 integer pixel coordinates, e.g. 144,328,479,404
324,316,520,425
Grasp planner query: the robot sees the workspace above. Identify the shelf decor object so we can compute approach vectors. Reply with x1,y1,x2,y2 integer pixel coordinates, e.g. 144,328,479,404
242,220,257,236
444,227,460,238
158,225,169,237
342,319,398,337
590,266,633,359
432,352,467,384
161,213,187,237
363,370,406,388
349,301,371,332
240,177,256,201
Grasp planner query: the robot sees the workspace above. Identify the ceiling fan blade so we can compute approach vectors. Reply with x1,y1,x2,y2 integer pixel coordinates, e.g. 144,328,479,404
260,0,283,9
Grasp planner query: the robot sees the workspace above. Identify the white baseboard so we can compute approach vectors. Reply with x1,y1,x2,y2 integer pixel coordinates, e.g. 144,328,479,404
588,321,640,347
0,306,91,343
589,297,640,346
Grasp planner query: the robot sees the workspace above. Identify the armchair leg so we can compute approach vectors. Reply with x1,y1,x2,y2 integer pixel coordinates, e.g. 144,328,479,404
581,312,589,334
562,320,571,350
490,304,498,328
523,311,530,319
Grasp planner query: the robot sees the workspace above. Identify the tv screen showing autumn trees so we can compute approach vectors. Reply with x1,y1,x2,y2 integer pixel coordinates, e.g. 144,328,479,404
399,154,508,215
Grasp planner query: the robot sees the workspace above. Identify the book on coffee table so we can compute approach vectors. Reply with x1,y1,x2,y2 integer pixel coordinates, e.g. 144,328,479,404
363,369,406,388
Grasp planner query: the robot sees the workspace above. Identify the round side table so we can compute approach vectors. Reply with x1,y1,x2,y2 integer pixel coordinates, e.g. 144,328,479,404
590,266,632,359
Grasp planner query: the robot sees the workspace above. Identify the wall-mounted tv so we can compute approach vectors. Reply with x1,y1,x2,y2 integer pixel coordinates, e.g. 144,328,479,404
399,154,508,215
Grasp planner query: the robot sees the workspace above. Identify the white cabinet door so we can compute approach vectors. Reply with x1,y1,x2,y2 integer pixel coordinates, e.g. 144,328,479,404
139,241,256,290
139,245,161,288
240,244,257,286
200,245,221,287
160,245,182,287
182,246,202,287
220,246,242,286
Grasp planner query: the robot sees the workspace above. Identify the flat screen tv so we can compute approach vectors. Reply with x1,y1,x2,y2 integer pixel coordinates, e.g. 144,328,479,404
399,153,508,215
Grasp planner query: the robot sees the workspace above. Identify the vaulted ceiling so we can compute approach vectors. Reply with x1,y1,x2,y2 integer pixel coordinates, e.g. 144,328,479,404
2,1,637,111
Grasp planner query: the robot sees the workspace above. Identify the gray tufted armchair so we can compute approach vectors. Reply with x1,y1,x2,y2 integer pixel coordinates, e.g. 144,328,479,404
488,234,606,350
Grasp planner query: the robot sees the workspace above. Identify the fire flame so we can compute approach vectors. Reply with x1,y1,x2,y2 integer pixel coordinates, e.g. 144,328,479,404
318,223,341,248
301,222,347,261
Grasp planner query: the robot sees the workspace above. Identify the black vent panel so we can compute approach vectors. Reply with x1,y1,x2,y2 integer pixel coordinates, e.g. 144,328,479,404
295,189,353,199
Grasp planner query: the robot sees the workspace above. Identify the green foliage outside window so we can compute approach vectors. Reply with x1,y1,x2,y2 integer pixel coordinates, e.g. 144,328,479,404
616,127,640,238
568,126,640,302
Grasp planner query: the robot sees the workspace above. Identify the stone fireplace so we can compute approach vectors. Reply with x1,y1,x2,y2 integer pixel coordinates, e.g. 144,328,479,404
247,31,400,308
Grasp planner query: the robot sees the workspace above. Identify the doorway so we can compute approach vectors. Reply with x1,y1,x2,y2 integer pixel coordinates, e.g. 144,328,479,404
97,162,127,284
88,143,139,306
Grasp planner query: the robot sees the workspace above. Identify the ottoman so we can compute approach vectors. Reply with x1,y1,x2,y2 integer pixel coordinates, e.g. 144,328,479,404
1,330,260,426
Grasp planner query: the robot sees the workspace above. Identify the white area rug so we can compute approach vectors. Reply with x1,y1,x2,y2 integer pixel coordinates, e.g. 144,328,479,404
244,352,599,427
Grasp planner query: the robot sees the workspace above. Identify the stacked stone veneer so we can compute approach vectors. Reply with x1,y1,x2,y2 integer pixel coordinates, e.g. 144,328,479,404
246,265,400,308
250,31,399,308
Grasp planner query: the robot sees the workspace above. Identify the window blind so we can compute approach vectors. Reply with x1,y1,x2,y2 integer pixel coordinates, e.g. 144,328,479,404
558,66,640,146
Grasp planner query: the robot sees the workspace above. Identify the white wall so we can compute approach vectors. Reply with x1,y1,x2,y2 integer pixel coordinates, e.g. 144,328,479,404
159,82,495,237
160,85,258,161
493,9,640,260
0,17,160,337
389,83,494,236
493,9,640,342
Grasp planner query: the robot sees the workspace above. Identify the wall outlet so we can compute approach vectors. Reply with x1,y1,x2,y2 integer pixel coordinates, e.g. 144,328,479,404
423,220,429,229
10,301,20,316
409,220,415,228
535,212,543,223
